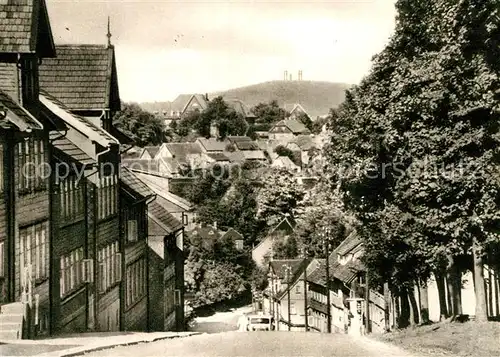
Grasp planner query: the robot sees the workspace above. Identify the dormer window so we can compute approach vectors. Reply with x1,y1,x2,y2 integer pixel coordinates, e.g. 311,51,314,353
208,230,214,235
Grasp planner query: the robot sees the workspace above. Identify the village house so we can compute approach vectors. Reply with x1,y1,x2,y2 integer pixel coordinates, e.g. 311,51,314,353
252,216,296,268
284,103,311,122
271,156,301,173
268,119,310,142
285,135,318,167
131,171,197,231
38,40,128,333
147,201,185,331
138,146,160,160
273,259,322,331
0,0,61,339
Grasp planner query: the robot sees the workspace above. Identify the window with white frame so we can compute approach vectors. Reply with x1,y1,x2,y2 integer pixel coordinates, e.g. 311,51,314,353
235,240,243,250
18,221,49,288
17,137,47,194
60,247,89,297
97,242,121,293
124,207,139,243
97,174,118,220
125,257,146,307
290,302,296,315
59,174,85,222
295,284,301,294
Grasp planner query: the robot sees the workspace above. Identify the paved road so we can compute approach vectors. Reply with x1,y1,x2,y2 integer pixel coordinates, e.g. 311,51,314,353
188,305,253,334
86,331,421,357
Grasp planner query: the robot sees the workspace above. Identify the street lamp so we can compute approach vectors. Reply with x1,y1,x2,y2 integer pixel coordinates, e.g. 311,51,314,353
282,264,292,331
323,227,332,333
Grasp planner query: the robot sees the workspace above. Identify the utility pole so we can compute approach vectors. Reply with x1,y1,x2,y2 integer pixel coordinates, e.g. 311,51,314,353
304,257,308,332
283,265,292,331
365,270,371,334
324,228,332,333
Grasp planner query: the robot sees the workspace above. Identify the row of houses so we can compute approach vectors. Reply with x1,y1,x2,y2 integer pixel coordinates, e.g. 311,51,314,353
257,227,500,335
0,1,184,339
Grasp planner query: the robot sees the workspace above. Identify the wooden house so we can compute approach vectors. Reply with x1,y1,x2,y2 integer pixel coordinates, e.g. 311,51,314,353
38,40,125,333
0,0,60,339
147,201,185,331
118,166,155,331
39,44,121,133
251,216,296,267
284,103,310,122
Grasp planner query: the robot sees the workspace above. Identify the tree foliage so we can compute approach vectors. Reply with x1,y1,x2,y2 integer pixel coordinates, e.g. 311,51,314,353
251,100,288,124
323,0,500,322
113,103,167,146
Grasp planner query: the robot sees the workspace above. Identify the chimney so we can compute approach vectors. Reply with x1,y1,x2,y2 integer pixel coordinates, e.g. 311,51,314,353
205,93,209,101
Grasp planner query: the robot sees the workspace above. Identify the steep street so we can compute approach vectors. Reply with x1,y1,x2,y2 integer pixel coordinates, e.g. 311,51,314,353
86,331,419,357
188,305,253,334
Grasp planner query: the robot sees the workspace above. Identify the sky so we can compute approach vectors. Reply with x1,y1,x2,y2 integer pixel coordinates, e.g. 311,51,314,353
46,0,397,102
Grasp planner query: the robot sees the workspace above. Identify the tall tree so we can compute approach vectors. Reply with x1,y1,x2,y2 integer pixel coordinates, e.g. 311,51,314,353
251,100,288,124
113,103,167,146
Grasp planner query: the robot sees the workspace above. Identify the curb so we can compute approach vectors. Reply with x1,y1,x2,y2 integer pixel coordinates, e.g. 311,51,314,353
34,332,201,357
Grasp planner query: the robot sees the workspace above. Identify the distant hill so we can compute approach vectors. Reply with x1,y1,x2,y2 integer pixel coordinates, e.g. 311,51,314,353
213,80,352,119
139,80,352,119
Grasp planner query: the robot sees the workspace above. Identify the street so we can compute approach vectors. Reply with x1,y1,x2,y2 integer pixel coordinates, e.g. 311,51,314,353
86,331,419,357
188,305,253,334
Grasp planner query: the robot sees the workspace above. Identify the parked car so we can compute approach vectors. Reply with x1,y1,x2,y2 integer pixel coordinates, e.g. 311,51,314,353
247,314,275,331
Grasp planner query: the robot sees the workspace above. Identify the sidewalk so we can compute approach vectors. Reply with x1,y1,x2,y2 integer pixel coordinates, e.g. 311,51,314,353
0,331,200,357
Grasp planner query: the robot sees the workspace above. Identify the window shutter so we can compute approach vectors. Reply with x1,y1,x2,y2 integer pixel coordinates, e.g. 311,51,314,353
127,220,138,242
99,262,106,293
115,253,122,282
60,258,65,296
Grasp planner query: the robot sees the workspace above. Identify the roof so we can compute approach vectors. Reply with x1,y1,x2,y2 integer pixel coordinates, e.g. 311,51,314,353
163,142,202,163
196,137,227,152
121,158,160,173
224,99,255,118
182,94,209,114
39,45,120,111
49,132,95,166
241,150,267,161
132,171,194,210
39,91,118,148
285,103,309,117
221,228,244,242
120,166,155,199
190,225,222,240
269,259,303,279
0,90,43,131
148,200,183,235
307,259,327,285
272,119,310,134
206,152,230,162
227,136,260,150
268,217,296,236
0,0,55,57
272,156,300,170
142,146,160,158
287,135,316,151
169,94,193,113
335,231,362,257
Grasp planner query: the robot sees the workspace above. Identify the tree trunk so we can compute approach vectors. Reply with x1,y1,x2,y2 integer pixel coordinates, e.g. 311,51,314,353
436,273,449,320
398,290,410,329
417,281,430,324
383,283,391,332
408,286,419,325
394,295,401,329
472,237,488,322
446,256,463,319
